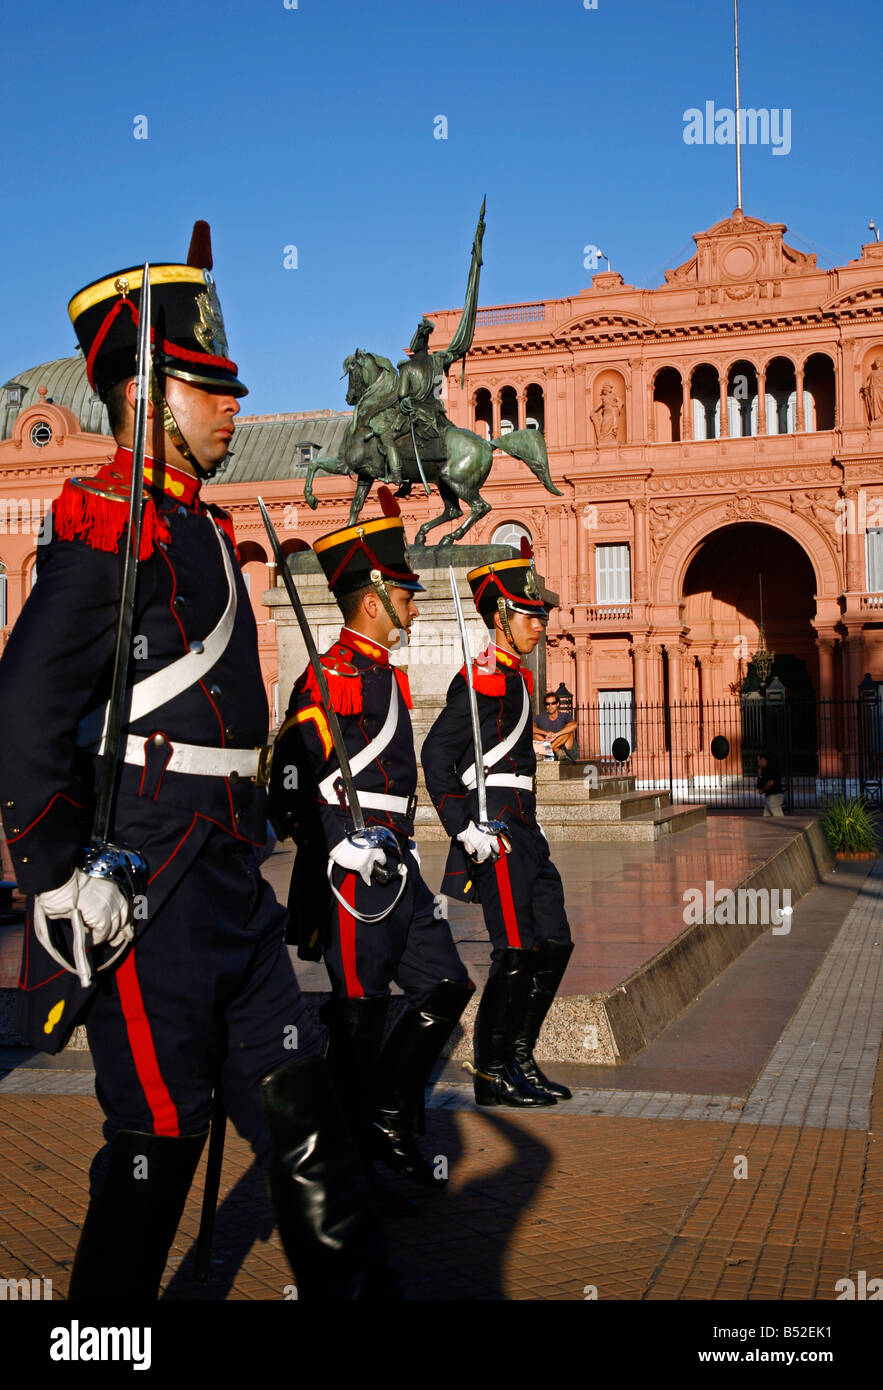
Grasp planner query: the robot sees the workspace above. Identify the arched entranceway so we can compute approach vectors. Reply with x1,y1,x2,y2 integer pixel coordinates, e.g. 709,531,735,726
682,523,817,698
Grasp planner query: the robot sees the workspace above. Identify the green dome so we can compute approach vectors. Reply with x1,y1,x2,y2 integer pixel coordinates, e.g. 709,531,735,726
1,353,109,441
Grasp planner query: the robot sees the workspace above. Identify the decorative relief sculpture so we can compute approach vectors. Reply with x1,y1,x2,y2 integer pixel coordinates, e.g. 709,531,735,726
861,359,883,424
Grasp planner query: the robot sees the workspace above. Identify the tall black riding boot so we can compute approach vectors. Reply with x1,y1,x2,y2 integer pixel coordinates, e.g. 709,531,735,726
262,1055,392,1300
473,948,557,1108
370,978,475,1187
319,994,389,1162
513,938,575,1100
67,1129,208,1301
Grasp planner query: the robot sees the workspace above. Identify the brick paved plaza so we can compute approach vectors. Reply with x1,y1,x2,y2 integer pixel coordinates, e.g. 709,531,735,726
1,835,881,1310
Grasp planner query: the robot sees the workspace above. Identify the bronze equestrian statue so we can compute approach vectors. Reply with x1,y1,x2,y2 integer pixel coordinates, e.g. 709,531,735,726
303,202,561,546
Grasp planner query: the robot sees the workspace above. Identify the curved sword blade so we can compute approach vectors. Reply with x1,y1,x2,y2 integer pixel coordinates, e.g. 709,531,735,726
449,567,488,824
257,497,365,832
93,262,152,844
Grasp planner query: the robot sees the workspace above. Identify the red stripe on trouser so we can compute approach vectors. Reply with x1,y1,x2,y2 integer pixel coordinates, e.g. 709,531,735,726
114,953,180,1136
338,872,364,998
494,854,522,948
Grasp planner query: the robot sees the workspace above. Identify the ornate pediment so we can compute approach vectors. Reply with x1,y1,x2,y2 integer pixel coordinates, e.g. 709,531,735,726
553,310,656,345
664,208,816,288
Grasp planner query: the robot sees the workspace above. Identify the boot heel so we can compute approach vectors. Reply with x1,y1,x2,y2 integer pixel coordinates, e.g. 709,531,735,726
473,1075,502,1106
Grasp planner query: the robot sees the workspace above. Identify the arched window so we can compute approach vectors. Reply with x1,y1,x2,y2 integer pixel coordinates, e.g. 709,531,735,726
803,354,835,431
499,386,518,435
474,388,492,441
690,365,720,440
765,357,797,435
652,367,682,443
525,383,545,432
491,521,531,550
727,361,758,438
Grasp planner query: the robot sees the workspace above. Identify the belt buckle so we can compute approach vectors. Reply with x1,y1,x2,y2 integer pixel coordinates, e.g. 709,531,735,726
407,792,417,819
254,744,274,788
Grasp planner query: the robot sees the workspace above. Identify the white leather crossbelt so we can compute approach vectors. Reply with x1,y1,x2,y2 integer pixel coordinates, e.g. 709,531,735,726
77,522,238,752
461,680,530,790
318,678,401,806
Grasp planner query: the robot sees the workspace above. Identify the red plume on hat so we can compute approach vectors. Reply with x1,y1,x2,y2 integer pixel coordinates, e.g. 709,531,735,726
520,536,533,560
377,486,401,518
187,220,213,271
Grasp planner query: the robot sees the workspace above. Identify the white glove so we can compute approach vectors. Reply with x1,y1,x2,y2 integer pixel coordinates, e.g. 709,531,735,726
36,869,129,947
408,838,422,868
329,835,388,886
457,821,500,863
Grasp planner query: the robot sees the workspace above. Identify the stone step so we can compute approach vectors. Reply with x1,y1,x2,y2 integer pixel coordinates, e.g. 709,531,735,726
570,803,707,842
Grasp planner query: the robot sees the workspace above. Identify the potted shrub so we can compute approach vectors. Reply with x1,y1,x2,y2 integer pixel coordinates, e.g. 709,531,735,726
820,796,879,858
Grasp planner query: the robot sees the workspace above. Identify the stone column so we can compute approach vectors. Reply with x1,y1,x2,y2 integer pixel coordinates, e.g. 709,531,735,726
682,375,692,441
575,364,589,446
844,486,864,592
632,497,650,603
795,363,805,432
816,635,836,699
576,504,592,606
718,373,729,438
757,365,767,435
518,385,527,433
575,640,592,707
843,632,866,696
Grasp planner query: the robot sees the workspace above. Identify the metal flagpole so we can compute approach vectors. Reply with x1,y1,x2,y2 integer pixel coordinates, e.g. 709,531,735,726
734,0,743,211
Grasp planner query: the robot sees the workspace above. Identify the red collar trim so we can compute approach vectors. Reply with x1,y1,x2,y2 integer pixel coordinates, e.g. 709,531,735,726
485,643,520,671
113,447,201,506
339,627,390,666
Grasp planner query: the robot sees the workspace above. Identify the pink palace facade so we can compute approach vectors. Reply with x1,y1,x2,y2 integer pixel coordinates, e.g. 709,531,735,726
3,208,883,740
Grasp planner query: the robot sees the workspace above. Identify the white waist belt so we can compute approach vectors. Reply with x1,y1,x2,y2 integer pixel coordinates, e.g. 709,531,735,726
461,681,530,790
121,735,260,779
357,791,411,814
484,774,533,791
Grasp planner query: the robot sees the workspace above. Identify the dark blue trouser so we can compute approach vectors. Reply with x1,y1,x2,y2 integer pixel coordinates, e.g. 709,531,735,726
85,831,320,1172
471,820,571,971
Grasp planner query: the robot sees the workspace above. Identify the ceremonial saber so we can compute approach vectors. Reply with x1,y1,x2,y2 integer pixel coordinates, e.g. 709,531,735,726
93,263,152,842
257,497,366,833
194,1090,227,1285
449,567,489,825
34,267,152,988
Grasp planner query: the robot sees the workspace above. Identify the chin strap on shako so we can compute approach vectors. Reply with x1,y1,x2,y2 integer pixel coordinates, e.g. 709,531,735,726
496,596,515,648
149,375,219,482
370,567,404,632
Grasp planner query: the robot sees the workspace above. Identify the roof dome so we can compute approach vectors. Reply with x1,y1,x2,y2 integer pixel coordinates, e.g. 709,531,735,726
1,353,108,442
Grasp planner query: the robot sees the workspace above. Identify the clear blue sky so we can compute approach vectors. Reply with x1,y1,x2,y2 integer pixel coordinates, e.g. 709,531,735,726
0,0,879,415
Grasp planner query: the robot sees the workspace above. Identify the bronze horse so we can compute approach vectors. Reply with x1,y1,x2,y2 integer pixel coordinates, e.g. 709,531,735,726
303,348,561,546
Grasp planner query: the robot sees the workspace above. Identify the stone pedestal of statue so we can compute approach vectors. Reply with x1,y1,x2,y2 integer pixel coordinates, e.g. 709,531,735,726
264,544,557,752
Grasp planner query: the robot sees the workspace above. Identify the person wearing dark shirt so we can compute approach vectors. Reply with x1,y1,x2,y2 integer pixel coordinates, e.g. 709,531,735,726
756,752,785,816
533,694,579,762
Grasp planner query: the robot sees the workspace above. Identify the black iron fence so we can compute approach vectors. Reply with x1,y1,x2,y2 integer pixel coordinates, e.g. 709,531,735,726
570,690,883,809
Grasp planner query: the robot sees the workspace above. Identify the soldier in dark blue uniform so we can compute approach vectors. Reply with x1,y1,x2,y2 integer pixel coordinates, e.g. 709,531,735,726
0,224,385,1299
421,545,573,1108
269,502,474,1189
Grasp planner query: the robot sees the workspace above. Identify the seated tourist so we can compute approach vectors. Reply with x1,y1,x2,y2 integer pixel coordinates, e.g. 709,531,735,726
533,693,579,762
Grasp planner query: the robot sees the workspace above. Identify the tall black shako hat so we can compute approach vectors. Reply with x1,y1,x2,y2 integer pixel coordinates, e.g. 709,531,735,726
68,221,247,399
314,488,423,599
468,537,549,623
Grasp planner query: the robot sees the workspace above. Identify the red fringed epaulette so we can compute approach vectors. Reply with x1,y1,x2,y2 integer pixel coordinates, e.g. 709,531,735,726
393,667,413,709
205,503,239,558
299,644,364,716
462,663,506,698
52,477,171,559
462,661,534,697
